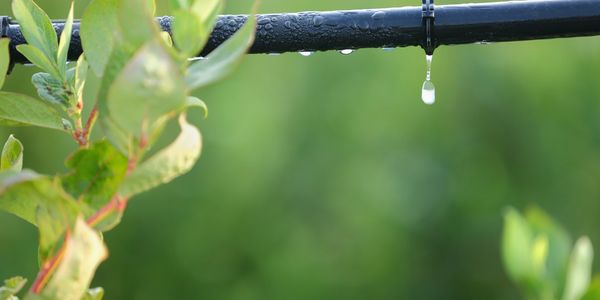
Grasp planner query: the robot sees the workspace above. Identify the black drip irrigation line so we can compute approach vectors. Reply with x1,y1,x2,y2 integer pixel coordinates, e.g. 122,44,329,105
1,0,600,66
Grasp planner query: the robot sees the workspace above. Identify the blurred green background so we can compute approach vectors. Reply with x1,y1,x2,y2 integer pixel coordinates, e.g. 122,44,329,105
1,0,600,299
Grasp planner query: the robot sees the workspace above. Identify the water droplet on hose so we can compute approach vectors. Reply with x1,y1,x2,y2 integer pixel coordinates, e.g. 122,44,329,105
339,49,354,55
299,51,314,57
372,11,386,20
313,16,325,27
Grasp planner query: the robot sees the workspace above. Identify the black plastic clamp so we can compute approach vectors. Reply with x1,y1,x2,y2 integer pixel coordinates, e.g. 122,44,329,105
0,17,9,38
421,0,435,55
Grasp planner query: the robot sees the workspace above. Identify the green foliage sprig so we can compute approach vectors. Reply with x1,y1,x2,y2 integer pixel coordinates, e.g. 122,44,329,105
502,207,600,300
0,0,256,298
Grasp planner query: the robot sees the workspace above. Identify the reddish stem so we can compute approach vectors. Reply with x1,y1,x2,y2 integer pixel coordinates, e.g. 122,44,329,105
71,106,98,148
86,195,128,227
31,231,71,293
126,136,147,175
83,106,98,142
72,131,87,147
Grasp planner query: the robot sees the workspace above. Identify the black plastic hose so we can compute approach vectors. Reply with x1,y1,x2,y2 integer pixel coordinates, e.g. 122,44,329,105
2,0,600,65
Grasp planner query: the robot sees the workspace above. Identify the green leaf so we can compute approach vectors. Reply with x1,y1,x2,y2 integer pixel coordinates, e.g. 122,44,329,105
172,9,206,58
100,117,130,156
191,0,223,32
16,45,61,80
62,141,128,209
1,135,23,172
73,55,88,102
169,0,189,10
502,208,534,282
31,72,70,107
143,115,170,156
57,2,74,77
117,0,160,51
146,0,156,16
160,32,173,48
107,38,187,137
37,218,107,300
0,276,27,300
82,288,104,300
96,47,135,154
502,206,574,299
531,234,549,274
81,0,119,76
186,96,208,118
0,39,10,90
11,0,58,62
36,205,67,264
119,114,202,197
0,176,86,294
170,0,223,57
185,12,256,90
0,91,69,131
563,237,594,300
35,183,80,263
526,206,572,294
0,171,81,230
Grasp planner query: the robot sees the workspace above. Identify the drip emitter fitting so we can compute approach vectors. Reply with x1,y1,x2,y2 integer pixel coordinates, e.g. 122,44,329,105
420,0,437,105
421,0,436,55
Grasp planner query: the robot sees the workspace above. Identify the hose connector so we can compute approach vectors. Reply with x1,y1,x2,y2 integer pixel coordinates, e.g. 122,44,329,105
0,16,9,38
421,0,436,55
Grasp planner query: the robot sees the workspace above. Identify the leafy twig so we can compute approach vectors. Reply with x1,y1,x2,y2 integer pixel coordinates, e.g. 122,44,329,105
30,146,141,293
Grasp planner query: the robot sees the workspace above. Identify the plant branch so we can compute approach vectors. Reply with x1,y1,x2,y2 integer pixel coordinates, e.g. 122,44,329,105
86,195,128,228
71,105,98,148
83,106,98,143
30,232,71,294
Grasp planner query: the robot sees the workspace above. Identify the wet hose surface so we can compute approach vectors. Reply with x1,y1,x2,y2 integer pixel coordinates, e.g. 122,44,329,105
2,0,600,64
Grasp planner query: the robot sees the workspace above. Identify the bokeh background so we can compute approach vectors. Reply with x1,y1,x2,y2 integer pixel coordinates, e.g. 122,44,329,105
1,0,600,299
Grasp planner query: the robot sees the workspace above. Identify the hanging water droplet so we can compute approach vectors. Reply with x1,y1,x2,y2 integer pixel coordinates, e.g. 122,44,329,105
421,80,435,105
421,54,436,105
382,47,395,52
339,49,354,55
299,51,314,57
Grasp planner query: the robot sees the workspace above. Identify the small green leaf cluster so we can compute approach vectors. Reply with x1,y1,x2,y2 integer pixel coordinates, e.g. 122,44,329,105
502,207,600,300
0,276,27,300
12,0,84,132
0,0,256,298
